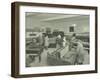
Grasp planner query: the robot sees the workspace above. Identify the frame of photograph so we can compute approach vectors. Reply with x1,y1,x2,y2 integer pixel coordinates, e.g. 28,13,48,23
11,2,98,78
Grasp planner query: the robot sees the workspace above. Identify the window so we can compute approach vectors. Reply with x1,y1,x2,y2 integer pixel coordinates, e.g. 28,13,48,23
69,26,74,32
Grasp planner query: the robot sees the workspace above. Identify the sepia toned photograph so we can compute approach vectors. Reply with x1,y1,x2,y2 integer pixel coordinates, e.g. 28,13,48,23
25,12,90,67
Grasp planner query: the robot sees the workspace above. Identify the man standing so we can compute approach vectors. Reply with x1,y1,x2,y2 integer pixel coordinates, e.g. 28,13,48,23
74,40,84,64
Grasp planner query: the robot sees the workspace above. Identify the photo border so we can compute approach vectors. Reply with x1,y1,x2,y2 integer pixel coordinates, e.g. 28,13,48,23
11,2,98,78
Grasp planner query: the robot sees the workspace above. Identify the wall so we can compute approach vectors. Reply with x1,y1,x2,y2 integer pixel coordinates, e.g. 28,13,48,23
47,19,89,34
0,0,100,80
26,16,51,30
26,15,89,34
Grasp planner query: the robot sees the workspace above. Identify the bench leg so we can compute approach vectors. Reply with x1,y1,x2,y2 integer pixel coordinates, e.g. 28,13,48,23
39,55,41,62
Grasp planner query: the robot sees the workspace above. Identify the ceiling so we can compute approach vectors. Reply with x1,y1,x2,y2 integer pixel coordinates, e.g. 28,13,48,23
26,12,89,22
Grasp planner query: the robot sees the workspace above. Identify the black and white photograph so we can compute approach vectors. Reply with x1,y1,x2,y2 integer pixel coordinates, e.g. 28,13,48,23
25,12,90,67
11,2,97,77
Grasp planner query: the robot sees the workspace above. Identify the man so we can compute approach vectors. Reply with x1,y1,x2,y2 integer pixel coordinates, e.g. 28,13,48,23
44,35,49,50
63,33,84,65
69,33,77,51
62,36,67,47
74,39,84,64
56,34,62,49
